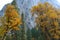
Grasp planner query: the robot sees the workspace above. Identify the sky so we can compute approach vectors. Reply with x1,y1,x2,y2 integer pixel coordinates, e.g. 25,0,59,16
57,0,60,3
0,0,60,11
0,0,13,10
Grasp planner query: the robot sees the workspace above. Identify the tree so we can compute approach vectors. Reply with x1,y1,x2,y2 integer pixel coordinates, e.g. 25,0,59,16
11,0,21,40
1,4,22,40
31,2,60,40
27,28,32,40
20,13,27,40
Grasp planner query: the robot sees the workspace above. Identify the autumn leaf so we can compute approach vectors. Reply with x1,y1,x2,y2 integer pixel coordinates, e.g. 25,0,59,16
53,21,59,27
31,2,60,40
12,27,20,30
4,4,22,30
49,13,58,19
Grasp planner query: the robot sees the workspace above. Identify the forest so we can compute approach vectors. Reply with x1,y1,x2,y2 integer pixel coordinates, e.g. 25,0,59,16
0,0,60,40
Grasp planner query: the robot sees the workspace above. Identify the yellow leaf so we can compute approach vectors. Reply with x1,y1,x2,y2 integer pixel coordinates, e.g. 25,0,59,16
4,4,22,31
53,21,59,27
49,13,58,19
13,27,20,30
53,34,59,39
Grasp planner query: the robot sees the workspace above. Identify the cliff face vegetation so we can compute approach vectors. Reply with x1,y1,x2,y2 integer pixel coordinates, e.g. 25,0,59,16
31,2,60,40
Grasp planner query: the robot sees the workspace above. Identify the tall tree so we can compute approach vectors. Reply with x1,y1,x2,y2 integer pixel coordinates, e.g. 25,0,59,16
27,28,32,40
31,2,60,40
20,13,27,40
11,0,21,40
2,4,22,40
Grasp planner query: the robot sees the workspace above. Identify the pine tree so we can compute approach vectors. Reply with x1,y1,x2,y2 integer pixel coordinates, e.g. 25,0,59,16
20,13,27,40
11,0,16,6
26,28,32,40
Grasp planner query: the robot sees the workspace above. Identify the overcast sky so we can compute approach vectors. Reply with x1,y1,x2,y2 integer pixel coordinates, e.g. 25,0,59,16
0,0,60,11
0,0,13,10
57,0,60,3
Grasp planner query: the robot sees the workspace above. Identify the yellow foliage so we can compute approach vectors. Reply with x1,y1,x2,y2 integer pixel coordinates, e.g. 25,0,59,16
49,13,58,19
53,34,59,39
31,3,46,15
31,2,60,40
56,30,60,35
53,21,59,27
0,4,21,39
0,26,7,37
12,27,20,30
5,5,19,17
40,14,46,19
10,17,22,27
4,4,22,30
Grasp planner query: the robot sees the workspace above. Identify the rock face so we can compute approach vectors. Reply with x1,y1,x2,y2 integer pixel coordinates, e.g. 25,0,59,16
0,5,6,16
16,0,36,29
0,0,60,29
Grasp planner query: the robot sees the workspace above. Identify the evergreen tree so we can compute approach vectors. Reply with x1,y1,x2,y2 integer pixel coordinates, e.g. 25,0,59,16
26,28,32,40
20,13,27,40
11,0,16,6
